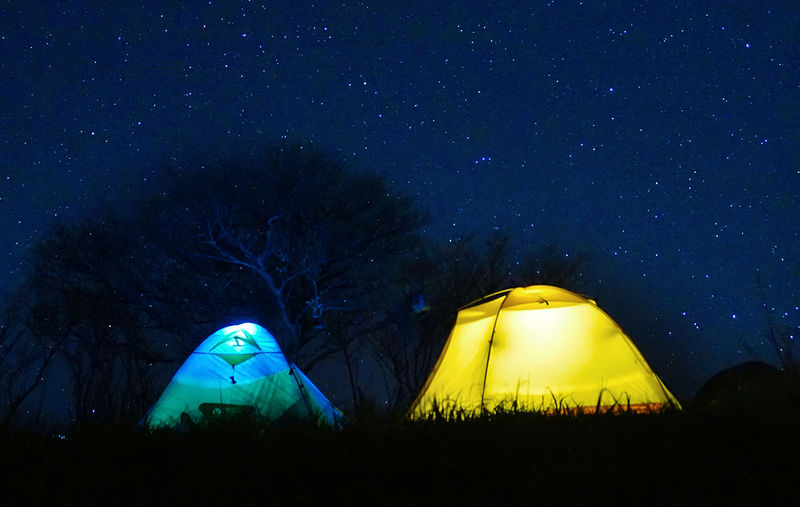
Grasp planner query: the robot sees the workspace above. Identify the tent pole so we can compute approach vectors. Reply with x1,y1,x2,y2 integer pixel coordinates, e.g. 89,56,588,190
283,352,314,418
289,364,314,415
278,338,315,418
480,293,510,415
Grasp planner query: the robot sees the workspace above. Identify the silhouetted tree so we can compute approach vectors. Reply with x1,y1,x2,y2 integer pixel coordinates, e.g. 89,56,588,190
18,143,426,419
0,285,67,426
738,275,799,371
25,212,169,423
162,143,426,374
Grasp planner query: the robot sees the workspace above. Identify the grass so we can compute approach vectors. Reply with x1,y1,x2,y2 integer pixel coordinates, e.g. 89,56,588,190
2,403,800,506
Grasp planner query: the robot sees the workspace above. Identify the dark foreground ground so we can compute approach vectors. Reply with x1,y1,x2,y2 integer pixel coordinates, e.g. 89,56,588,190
3,402,800,506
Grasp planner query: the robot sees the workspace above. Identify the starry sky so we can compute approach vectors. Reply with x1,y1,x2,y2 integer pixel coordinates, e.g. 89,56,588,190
2,1,798,400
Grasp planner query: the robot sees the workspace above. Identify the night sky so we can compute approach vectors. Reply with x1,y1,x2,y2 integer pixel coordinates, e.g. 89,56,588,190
2,1,798,401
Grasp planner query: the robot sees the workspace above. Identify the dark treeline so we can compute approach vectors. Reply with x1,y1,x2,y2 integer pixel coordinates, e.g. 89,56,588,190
0,142,619,428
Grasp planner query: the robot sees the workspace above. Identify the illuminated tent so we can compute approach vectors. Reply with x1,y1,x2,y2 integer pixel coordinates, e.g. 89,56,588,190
145,323,342,429
410,285,680,418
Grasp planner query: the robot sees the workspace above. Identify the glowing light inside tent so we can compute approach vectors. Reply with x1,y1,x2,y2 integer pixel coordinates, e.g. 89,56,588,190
208,324,263,367
410,285,680,417
144,322,343,428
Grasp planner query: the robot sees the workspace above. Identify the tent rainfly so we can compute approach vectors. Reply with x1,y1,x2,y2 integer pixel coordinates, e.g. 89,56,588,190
410,285,680,418
145,323,342,428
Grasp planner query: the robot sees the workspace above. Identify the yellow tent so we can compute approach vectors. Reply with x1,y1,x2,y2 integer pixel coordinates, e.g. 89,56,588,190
410,285,680,418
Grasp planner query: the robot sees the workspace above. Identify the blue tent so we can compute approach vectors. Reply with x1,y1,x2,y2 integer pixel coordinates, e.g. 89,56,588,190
144,323,342,428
